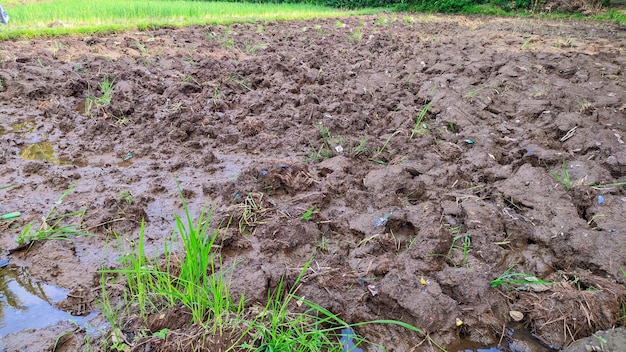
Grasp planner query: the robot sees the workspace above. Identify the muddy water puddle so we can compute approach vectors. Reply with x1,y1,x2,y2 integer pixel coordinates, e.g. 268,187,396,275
0,261,96,337
447,325,558,352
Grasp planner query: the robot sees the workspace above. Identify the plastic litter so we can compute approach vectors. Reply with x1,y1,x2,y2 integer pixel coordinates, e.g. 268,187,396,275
339,327,364,352
598,195,604,204
1,211,21,220
0,258,9,268
260,170,268,176
0,5,9,25
464,139,474,144
374,213,391,227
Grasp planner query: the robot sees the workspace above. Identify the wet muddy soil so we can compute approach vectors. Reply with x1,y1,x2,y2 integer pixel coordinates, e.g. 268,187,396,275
0,13,625,352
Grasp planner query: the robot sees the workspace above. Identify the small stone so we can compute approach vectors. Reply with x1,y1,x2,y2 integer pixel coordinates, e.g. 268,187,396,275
509,310,524,321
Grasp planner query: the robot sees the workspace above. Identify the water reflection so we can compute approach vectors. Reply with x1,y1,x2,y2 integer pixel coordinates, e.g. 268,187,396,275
0,264,69,336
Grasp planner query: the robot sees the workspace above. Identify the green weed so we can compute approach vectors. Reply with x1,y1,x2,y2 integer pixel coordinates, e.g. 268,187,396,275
119,190,134,205
85,76,114,117
549,160,573,190
352,26,362,41
102,187,240,334
305,123,337,161
491,266,555,291
133,40,147,53
430,226,472,268
16,185,93,247
348,136,369,158
410,101,433,138
372,131,399,164
300,205,318,221
590,181,626,190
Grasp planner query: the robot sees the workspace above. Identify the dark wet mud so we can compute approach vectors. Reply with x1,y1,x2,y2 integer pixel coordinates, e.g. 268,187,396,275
0,13,625,352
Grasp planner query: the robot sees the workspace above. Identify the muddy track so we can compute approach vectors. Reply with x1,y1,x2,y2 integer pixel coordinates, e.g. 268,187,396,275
0,13,625,352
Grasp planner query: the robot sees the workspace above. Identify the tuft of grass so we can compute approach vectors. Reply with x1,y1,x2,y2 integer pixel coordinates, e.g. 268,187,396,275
372,131,399,165
491,266,555,291
549,160,573,190
119,190,134,205
430,225,472,268
98,188,445,351
410,101,433,138
16,184,93,247
352,26,362,41
85,75,114,118
305,123,337,161
101,185,240,336
240,261,446,352
237,192,270,234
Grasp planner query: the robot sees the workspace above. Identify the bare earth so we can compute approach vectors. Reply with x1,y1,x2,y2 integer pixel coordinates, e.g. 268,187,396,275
0,13,625,352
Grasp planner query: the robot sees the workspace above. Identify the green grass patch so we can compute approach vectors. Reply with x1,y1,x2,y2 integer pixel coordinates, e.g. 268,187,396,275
98,185,443,351
0,0,374,40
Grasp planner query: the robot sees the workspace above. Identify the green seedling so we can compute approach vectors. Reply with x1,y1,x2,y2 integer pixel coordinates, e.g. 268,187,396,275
133,40,147,53
587,213,604,226
103,185,241,329
300,205,318,221
16,185,93,247
403,15,415,26
240,260,446,351
410,101,433,138
352,27,362,41
592,334,607,351
465,85,493,100
549,160,573,190
491,266,555,291
349,136,369,158
372,131,399,164
229,75,251,91
591,181,626,190
305,123,341,161
85,76,114,117
119,190,134,205
153,328,169,340
521,36,535,50
431,226,472,268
